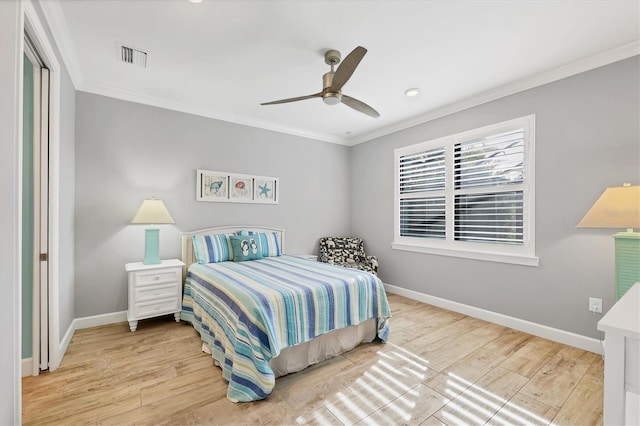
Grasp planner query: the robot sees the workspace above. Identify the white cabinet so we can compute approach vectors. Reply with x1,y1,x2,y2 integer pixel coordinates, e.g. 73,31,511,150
598,282,640,425
125,259,185,332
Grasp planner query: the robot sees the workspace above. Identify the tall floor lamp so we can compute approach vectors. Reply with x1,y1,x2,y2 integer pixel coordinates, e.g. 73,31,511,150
131,198,175,265
577,183,640,299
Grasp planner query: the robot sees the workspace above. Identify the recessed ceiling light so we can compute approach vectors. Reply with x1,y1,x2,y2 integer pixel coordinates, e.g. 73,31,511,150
188,0,202,3
405,88,420,97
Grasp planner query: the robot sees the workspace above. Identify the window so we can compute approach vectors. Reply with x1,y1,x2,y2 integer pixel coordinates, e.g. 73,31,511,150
393,115,538,266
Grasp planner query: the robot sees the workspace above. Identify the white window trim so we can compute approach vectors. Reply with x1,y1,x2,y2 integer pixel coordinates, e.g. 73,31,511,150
392,115,539,267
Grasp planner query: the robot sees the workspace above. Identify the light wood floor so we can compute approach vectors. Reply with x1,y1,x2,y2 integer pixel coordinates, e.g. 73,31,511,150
22,293,603,425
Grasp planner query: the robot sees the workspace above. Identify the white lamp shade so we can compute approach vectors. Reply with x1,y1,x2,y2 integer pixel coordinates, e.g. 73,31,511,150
131,199,175,225
576,185,640,230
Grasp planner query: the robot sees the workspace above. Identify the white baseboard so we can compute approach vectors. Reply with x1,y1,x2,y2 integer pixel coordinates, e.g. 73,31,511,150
74,311,127,330
55,319,77,370
384,283,603,355
21,358,32,377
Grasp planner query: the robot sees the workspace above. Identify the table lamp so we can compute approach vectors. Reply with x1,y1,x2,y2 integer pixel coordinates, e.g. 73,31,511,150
131,198,175,265
577,183,640,299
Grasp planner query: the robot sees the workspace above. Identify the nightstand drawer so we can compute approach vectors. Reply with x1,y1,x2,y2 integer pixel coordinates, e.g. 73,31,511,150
135,282,179,302
134,269,180,287
134,297,180,319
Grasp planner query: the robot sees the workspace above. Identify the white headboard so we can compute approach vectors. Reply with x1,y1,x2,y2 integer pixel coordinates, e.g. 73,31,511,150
180,225,285,280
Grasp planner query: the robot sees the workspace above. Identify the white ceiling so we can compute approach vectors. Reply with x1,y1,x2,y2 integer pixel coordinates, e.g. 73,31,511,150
44,0,639,145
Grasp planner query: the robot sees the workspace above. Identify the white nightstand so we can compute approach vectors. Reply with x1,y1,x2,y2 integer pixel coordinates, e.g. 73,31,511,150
125,259,185,332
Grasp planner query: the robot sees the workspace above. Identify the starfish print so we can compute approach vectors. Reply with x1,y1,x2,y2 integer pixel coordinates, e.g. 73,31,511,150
258,183,271,197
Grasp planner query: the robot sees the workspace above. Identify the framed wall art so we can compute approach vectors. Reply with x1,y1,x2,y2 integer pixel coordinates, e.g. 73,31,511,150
196,169,279,204
230,175,253,201
198,171,229,201
254,177,278,204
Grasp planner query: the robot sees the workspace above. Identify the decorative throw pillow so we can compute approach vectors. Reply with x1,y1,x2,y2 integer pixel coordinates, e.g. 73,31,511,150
236,230,282,257
255,232,281,257
192,233,233,264
229,235,263,262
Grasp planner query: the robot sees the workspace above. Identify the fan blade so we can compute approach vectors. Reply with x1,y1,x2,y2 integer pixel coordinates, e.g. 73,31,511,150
330,46,367,92
261,92,323,105
342,95,380,118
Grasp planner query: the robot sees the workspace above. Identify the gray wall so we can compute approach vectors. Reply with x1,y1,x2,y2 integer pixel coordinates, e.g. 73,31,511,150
74,94,351,317
349,56,640,338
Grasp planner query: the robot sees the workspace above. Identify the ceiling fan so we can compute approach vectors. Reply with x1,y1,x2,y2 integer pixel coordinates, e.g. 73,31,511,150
261,46,380,118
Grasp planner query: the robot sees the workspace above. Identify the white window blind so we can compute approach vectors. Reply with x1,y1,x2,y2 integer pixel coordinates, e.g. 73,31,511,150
400,197,446,239
454,129,525,245
393,115,537,266
399,148,445,193
399,147,446,239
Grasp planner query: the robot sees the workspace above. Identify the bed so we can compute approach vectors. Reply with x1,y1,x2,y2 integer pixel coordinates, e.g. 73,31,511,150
179,226,391,402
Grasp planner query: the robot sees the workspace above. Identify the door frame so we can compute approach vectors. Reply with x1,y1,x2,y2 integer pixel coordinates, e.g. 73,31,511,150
22,40,47,376
23,0,62,373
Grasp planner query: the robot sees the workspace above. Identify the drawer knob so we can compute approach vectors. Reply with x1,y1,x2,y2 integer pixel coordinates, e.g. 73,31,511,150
154,276,160,281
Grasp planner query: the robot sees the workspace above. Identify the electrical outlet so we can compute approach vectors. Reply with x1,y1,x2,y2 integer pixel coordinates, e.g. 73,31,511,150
589,297,602,314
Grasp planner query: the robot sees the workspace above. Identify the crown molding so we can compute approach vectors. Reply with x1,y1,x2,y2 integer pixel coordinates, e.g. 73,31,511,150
38,0,83,89
348,40,640,146
79,79,349,145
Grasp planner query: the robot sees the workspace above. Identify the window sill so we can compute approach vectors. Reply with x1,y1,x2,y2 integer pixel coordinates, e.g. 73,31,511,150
391,242,540,267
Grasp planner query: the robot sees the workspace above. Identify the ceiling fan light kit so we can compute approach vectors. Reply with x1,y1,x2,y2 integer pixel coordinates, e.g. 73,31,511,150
261,46,380,118
322,92,342,105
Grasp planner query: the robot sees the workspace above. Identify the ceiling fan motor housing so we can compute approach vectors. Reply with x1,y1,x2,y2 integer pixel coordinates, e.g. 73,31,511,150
322,71,342,105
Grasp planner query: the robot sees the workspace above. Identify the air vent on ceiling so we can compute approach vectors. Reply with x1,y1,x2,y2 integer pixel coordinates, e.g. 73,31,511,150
119,44,147,67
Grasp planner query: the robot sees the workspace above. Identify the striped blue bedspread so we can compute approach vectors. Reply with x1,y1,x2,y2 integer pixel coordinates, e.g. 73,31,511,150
180,255,391,402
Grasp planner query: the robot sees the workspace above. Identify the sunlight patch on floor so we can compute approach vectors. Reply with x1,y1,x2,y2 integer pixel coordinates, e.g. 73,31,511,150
437,372,553,425
294,408,337,425
368,366,410,391
489,397,557,426
387,342,432,366
370,360,424,390
325,389,378,424
324,345,441,424
393,385,422,410
327,366,413,422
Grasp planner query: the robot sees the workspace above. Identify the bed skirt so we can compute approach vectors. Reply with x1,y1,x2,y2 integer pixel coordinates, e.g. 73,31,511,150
201,318,377,378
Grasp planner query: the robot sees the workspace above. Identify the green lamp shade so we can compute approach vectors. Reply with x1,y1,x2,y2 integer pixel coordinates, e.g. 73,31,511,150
143,228,161,265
